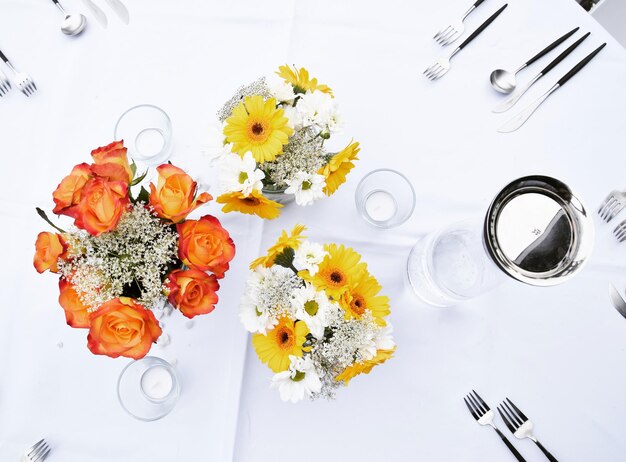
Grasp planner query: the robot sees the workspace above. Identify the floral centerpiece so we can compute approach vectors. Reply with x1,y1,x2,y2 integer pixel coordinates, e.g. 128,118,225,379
210,65,360,219
240,225,395,402
33,141,236,359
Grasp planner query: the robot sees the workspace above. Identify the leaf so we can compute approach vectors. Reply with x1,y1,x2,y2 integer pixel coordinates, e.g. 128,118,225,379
273,247,295,269
130,161,137,178
35,207,66,233
130,169,148,186
134,186,150,204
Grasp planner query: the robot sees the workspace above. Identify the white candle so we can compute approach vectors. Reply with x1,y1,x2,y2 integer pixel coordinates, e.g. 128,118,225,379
365,190,397,222
141,365,174,401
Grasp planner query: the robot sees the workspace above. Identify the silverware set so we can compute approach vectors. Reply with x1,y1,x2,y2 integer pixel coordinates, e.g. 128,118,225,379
465,391,559,461
21,439,51,462
425,4,508,80
0,49,37,97
598,190,626,242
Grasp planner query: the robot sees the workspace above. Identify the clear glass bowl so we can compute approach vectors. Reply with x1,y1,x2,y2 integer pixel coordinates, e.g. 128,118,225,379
355,169,416,228
114,104,172,166
117,356,180,421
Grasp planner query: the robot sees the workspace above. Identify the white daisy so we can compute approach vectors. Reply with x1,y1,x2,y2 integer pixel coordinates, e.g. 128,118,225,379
271,355,322,403
266,74,296,103
293,240,327,276
374,324,396,351
281,104,302,130
239,292,275,334
291,284,332,339
206,120,232,164
295,90,341,135
284,171,326,206
219,151,265,196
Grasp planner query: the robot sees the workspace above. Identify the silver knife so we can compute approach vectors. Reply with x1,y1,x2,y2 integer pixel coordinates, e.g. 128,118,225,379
608,283,626,319
498,42,606,133
105,0,129,25
493,32,591,114
82,0,107,28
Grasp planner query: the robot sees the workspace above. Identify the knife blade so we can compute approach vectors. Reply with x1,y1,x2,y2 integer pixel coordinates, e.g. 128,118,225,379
105,0,129,25
609,284,626,319
82,0,108,28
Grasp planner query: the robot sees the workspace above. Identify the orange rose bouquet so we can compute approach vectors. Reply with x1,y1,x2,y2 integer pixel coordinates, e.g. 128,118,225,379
34,141,236,359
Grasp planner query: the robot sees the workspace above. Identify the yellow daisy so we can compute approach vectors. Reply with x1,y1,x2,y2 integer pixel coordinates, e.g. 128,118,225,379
335,348,396,385
217,190,283,220
224,95,293,163
252,317,310,373
318,141,360,196
300,243,367,300
340,271,390,326
250,224,307,269
276,65,333,96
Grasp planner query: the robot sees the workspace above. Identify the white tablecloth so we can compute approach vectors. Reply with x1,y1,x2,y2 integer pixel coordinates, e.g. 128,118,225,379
1,0,626,461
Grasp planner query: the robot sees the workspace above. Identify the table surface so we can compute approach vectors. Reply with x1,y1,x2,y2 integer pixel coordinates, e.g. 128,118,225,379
1,0,626,461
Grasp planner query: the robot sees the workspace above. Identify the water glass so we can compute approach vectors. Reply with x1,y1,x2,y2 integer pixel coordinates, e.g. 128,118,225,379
355,169,416,228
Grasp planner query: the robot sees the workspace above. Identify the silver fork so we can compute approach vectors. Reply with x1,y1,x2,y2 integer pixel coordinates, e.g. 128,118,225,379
21,439,51,462
498,398,559,462
464,390,527,461
424,4,508,81
0,68,10,97
434,0,486,46
613,219,626,243
598,190,626,223
0,49,36,97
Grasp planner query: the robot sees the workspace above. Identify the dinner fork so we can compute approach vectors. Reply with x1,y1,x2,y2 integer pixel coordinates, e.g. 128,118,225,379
0,49,37,97
0,68,10,97
613,219,626,243
498,398,559,462
464,390,527,461
598,190,626,223
424,4,508,81
21,439,51,462
433,0,486,46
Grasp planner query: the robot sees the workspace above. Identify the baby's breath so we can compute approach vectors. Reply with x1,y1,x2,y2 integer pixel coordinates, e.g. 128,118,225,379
217,77,272,122
58,203,178,311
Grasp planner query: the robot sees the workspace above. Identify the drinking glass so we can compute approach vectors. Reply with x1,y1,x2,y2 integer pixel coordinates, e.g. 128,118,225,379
114,105,173,166
355,169,416,228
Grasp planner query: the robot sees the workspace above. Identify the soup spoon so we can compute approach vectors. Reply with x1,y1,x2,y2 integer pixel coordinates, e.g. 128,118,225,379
51,0,87,36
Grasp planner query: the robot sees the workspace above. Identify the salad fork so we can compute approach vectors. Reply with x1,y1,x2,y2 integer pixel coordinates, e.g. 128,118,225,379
598,190,626,223
424,4,508,81
498,398,559,462
0,49,37,97
613,219,626,243
21,439,51,462
433,0,486,46
0,68,10,97
464,390,527,461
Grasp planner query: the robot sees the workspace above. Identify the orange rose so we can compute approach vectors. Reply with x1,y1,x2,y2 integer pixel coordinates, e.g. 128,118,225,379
90,140,133,184
149,164,212,223
33,232,67,273
177,215,236,278
74,177,129,236
87,297,162,359
58,279,90,328
52,163,91,217
165,269,219,319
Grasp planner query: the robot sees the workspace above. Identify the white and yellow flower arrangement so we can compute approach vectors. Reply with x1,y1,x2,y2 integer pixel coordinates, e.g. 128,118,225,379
240,225,396,402
210,65,360,219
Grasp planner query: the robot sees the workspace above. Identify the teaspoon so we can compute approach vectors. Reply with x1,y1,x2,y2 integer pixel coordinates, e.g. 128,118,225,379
51,0,87,36
490,26,579,94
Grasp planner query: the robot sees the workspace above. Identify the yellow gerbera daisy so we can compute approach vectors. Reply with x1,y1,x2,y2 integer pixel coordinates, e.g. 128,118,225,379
318,141,360,196
250,224,307,269
224,95,293,163
340,271,390,326
276,65,333,96
335,348,396,385
252,317,310,373
217,190,283,220
300,243,367,300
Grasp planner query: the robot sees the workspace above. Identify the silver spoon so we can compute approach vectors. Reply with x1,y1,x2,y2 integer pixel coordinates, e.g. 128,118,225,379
490,27,579,94
51,0,87,36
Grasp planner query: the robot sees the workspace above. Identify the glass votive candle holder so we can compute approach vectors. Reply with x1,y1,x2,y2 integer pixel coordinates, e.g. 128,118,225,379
355,169,416,228
114,104,173,166
117,356,180,421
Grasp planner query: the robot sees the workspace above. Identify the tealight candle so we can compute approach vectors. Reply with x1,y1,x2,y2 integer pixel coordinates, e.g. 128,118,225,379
365,190,397,222
140,365,174,401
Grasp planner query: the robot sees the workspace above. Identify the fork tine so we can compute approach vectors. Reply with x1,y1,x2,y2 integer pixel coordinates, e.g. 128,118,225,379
32,441,48,459
502,400,524,426
468,392,486,414
501,401,521,429
600,197,618,220
28,82,36,94
498,407,516,433
34,446,51,462
423,64,436,75
27,440,45,456
437,29,456,45
464,397,479,420
441,31,459,46
604,201,623,222
472,390,490,411
598,195,613,214
434,26,451,41
505,398,528,422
